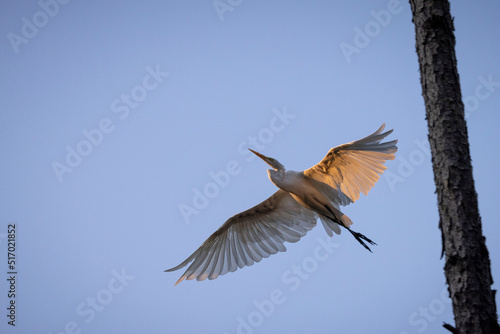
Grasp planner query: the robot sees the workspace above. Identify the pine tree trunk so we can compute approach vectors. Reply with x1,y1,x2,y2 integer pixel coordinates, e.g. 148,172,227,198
409,0,500,333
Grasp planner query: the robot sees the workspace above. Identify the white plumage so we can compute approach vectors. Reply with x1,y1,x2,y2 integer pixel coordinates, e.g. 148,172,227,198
166,124,398,285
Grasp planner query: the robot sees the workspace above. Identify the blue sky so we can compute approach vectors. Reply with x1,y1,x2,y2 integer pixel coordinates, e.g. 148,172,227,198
1,1,499,333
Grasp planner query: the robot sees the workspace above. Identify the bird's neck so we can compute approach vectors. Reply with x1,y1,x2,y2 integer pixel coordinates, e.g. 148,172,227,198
268,169,302,193
267,169,285,185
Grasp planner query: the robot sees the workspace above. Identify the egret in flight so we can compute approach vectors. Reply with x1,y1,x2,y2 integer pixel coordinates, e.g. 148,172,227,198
166,124,397,285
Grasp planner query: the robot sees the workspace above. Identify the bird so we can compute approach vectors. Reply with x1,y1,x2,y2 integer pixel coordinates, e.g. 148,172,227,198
166,124,398,285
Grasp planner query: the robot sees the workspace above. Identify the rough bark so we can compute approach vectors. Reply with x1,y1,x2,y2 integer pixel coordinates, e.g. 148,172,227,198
409,0,500,333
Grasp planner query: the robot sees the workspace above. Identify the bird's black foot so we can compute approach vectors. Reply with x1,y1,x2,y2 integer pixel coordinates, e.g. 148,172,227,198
347,229,377,252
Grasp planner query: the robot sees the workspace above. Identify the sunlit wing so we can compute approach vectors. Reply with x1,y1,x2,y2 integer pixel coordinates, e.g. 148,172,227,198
304,123,398,206
165,190,318,285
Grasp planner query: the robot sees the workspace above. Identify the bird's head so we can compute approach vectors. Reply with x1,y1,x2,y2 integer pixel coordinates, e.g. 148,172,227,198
249,149,285,172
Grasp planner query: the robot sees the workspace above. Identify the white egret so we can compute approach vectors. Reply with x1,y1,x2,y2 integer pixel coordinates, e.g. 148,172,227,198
166,124,398,285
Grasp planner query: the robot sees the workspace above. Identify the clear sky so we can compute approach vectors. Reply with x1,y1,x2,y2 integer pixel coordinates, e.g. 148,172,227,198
1,1,499,333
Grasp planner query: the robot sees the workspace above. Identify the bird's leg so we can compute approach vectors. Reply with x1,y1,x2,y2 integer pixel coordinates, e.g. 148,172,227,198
344,228,377,252
322,204,377,252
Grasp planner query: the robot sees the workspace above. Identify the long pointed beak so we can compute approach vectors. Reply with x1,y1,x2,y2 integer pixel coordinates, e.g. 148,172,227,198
248,149,284,171
248,149,270,162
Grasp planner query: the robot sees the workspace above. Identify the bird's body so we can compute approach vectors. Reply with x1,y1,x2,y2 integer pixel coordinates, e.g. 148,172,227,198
273,170,347,226
166,124,398,285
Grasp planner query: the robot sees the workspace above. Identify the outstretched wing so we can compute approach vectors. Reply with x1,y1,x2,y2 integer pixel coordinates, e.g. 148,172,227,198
304,123,398,206
165,190,317,285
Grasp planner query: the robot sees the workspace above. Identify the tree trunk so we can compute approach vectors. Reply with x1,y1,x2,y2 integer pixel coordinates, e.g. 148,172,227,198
409,0,500,333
